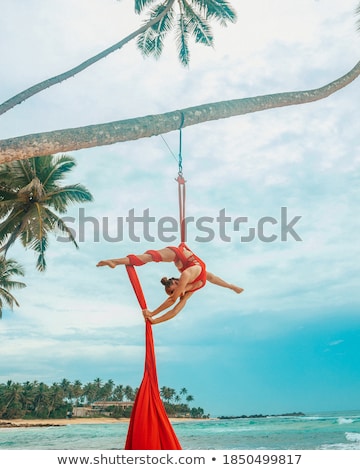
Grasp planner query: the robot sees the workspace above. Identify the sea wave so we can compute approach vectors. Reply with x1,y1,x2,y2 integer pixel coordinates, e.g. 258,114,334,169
321,433,360,450
345,432,360,442
300,416,324,421
338,417,354,425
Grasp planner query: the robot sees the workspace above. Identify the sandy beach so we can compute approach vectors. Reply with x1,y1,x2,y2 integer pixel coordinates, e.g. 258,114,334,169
0,417,197,428
0,418,128,428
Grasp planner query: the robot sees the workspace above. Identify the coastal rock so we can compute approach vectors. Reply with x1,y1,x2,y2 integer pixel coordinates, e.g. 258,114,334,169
0,420,63,428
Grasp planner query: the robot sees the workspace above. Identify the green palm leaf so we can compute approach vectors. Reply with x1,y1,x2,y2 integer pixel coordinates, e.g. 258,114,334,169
0,208,28,249
135,0,157,14
137,4,174,58
46,184,93,213
176,13,190,66
183,0,213,46
30,236,48,272
192,0,237,25
38,154,76,189
0,256,26,318
136,0,236,65
0,188,18,219
42,206,79,247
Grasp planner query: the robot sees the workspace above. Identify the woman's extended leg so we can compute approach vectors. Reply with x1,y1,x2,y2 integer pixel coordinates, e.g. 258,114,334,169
206,272,244,294
96,247,176,268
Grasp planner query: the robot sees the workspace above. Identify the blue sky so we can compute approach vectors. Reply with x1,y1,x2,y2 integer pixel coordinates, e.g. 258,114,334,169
0,0,359,416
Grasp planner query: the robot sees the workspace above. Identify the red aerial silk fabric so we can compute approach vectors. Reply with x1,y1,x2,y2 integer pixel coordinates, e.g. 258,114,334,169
124,265,182,450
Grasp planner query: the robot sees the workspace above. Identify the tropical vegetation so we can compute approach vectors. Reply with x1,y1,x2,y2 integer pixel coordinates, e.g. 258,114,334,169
0,257,26,319
0,379,206,420
0,154,93,272
0,0,236,117
0,1,359,162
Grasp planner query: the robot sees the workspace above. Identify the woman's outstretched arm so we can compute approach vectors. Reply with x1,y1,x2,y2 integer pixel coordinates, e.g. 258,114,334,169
146,295,176,317
143,292,193,325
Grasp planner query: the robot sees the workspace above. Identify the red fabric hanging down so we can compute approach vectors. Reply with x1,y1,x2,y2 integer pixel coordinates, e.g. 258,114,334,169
124,265,182,450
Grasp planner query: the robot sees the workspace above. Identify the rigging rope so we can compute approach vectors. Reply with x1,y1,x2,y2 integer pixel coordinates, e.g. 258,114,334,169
176,112,186,243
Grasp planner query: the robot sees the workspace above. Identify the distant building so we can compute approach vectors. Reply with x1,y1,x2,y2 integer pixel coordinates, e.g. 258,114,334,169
73,401,133,417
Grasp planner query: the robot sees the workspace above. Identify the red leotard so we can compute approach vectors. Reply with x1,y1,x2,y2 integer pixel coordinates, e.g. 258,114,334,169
167,243,207,293
127,244,206,293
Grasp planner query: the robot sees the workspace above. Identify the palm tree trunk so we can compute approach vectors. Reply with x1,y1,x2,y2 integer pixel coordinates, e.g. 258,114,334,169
0,0,176,117
0,60,359,164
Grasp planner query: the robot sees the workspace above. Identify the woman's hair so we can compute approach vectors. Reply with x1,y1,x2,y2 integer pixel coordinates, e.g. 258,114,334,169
160,277,179,292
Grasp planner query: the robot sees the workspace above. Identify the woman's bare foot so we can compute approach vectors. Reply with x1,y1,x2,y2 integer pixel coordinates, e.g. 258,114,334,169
96,260,117,268
231,285,244,294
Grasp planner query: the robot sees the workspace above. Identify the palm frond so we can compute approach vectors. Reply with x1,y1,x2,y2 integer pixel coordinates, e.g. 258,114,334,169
137,4,175,58
135,0,157,14
0,256,26,317
36,253,46,272
18,159,36,183
0,280,26,291
191,0,237,26
45,184,93,213
0,188,18,219
38,155,76,189
183,0,213,46
15,204,49,250
0,288,19,309
176,14,190,66
55,216,78,248
0,207,27,251
42,206,78,247
0,160,32,188
0,257,25,279
27,235,48,272
356,2,360,31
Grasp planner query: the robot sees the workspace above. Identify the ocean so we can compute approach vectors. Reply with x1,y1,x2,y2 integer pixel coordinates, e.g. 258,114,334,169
1,410,359,450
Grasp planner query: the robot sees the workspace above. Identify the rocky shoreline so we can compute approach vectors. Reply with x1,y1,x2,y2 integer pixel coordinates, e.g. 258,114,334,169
218,412,305,420
0,420,63,428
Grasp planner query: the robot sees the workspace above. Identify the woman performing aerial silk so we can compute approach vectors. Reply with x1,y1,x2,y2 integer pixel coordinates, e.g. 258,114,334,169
97,242,244,325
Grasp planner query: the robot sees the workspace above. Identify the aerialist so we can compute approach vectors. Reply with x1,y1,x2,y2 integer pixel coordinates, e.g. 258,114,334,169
97,243,243,325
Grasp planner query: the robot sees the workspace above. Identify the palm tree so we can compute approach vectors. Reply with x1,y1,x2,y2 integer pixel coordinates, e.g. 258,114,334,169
0,154,93,271
124,385,136,401
47,383,65,418
101,379,115,401
0,381,24,417
136,0,236,66
33,382,50,417
0,0,236,116
71,380,84,406
83,382,98,405
113,384,125,402
93,377,103,401
186,394,194,405
0,256,26,319
160,386,176,403
20,381,36,414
